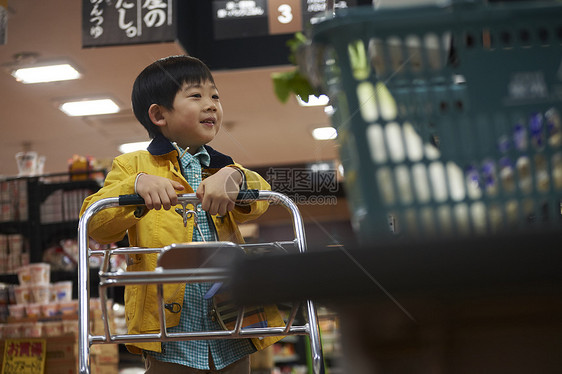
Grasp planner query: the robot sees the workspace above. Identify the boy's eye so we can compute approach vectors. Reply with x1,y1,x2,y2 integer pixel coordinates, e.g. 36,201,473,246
213,94,220,100
190,93,202,98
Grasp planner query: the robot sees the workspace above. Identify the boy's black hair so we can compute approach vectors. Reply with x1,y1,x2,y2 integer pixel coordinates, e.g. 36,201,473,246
132,55,216,138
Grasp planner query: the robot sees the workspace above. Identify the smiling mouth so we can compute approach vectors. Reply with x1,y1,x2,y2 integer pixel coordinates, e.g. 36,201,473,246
201,118,216,125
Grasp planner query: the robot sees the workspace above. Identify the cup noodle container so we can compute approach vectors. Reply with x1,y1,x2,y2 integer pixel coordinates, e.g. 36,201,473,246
54,281,73,301
13,285,32,304
58,300,78,315
28,262,50,284
8,304,25,319
41,303,59,318
31,283,50,304
16,265,32,285
25,303,42,318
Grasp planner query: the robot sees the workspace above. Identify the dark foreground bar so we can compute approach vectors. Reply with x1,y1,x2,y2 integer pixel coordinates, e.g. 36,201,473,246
231,230,562,373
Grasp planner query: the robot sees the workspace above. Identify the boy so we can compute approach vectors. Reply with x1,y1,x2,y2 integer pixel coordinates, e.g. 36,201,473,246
80,55,280,373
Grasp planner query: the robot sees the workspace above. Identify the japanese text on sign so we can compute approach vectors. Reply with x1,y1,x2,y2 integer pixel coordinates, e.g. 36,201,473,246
83,0,176,47
212,0,353,40
2,339,46,374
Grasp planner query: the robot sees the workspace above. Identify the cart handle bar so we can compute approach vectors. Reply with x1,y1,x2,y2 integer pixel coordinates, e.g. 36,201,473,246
118,189,261,206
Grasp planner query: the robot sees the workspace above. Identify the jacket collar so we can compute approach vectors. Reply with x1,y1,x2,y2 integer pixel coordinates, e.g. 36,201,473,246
147,134,234,169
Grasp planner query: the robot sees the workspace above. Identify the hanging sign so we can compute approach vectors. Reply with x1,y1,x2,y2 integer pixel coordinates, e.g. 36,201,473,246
212,0,354,40
82,0,176,48
1,339,46,374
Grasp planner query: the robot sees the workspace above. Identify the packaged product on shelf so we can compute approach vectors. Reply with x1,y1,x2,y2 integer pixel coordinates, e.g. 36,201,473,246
28,262,50,284
24,303,41,318
0,254,7,274
13,284,31,304
7,233,23,254
21,322,43,338
0,234,7,257
31,283,51,304
16,264,31,285
58,299,78,315
42,321,63,337
0,285,9,321
7,234,26,273
40,189,64,223
41,303,59,317
42,244,76,272
3,323,22,338
15,151,39,177
62,319,78,336
60,238,79,264
0,202,12,222
0,181,10,201
8,304,25,319
54,281,73,301
7,252,22,273
21,253,30,270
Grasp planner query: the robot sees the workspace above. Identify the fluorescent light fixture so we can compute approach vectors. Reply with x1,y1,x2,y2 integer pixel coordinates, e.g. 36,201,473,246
312,126,338,140
119,141,150,154
297,94,330,107
12,63,81,84
59,98,120,116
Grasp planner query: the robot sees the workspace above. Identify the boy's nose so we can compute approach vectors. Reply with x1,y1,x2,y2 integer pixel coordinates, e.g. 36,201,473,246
204,100,217,111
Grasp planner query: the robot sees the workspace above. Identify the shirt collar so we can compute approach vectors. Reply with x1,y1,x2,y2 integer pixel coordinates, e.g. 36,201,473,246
173,143,210,168
148,134,224,168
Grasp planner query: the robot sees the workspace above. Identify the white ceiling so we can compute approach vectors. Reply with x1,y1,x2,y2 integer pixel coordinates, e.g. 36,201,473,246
0,0,338,177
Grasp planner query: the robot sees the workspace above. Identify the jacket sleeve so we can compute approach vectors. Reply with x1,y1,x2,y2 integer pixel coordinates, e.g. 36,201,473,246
79,156,143,245
229,163,271,224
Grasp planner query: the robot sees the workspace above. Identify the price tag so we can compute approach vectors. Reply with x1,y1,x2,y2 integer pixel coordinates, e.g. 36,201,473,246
268,0,302,35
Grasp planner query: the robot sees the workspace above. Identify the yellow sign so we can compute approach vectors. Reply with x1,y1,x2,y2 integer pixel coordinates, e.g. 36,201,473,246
2,339,46,374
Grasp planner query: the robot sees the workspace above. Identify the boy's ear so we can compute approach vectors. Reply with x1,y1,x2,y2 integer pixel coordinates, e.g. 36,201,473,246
148,104,167,127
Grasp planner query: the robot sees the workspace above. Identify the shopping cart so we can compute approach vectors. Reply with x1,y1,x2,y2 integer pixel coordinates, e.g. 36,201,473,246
301,0,562,242
77,190,324,374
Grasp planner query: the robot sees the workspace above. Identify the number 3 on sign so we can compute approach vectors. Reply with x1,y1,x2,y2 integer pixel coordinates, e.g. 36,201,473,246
268,0,301,34
277,4,293,24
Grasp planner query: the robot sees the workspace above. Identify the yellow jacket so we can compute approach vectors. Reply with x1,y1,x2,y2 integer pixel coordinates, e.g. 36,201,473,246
80,136,282,354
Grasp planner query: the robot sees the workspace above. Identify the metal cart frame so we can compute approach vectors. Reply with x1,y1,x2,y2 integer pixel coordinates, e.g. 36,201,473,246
78,190,324,374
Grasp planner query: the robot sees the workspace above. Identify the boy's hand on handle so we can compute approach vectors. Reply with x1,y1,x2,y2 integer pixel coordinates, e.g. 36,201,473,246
197,167,243,216
136,174,185,210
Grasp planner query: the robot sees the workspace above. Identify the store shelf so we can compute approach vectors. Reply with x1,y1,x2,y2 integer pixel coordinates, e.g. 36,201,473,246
0,172,103,268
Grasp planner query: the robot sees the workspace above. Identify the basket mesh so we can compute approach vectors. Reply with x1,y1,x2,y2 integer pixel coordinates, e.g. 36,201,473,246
305,1,562,241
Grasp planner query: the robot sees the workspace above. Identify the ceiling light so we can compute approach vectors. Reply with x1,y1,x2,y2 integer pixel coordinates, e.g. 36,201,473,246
312,126,338,140
119,141,150,154
297,94,330,107
12,63,81,84
59,99,120,116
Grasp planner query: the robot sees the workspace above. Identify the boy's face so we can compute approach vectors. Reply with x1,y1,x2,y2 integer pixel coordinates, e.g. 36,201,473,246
159,80,222,152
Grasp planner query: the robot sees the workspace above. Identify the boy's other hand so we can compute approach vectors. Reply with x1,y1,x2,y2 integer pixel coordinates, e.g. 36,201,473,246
196,167,243,216
136,174,185,210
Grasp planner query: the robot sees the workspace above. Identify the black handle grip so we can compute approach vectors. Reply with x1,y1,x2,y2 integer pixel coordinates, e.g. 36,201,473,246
118,190,260,206
236,189,260,201
118,194,146,206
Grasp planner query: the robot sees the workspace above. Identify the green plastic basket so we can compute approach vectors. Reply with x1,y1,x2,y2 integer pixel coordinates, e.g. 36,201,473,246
303,1,562,241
